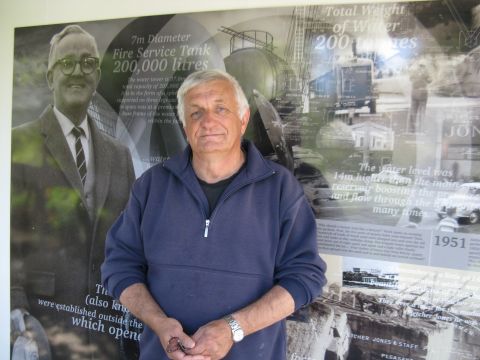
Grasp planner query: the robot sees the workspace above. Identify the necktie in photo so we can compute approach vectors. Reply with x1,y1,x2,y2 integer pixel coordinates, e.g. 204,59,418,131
72,127,87,186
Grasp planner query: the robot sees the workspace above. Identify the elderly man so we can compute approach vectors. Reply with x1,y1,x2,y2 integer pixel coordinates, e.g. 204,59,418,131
11,24,135,359
102,69,326,360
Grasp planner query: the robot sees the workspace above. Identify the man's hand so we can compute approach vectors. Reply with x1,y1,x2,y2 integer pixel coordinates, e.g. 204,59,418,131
119,284,209,359
152,317,190,356
187,319,233,359
148,316,211,360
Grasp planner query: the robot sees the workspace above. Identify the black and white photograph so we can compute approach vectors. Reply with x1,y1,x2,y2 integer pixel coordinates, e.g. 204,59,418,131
8,1,480,359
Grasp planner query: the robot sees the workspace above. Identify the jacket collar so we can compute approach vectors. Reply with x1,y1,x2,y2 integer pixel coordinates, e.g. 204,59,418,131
38,105,85,194
163,140,276,218
163,140,275,183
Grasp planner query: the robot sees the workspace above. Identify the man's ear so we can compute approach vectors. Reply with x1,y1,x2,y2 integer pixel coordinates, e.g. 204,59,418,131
95,67,101,87
46,70,54,91
240,109,250,135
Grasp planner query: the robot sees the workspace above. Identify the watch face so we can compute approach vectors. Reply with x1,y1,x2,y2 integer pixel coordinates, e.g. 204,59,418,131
233,329,244,342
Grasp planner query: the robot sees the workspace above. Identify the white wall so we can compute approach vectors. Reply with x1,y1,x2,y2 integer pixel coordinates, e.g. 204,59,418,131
0,0,405,357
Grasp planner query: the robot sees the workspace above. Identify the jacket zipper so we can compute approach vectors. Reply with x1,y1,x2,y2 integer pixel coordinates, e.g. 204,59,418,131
202,171,275,238
204,219,210,238
164,159,276,240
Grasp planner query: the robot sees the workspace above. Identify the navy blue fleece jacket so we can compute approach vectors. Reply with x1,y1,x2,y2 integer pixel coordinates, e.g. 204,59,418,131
101,141,326,359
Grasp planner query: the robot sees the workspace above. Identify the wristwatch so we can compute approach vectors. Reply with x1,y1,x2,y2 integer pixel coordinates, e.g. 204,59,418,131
223,314,244,343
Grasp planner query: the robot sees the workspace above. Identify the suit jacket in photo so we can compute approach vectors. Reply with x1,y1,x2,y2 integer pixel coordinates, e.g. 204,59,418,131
11,105,136,359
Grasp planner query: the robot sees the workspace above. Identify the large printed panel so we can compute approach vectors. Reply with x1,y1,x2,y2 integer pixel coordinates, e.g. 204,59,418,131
10,1,480,359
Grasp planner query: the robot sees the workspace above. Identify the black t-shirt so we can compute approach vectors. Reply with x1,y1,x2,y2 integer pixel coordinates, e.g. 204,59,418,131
197,163,245,216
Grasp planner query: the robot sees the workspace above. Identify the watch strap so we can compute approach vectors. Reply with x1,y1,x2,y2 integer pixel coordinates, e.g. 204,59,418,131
223,314,244,342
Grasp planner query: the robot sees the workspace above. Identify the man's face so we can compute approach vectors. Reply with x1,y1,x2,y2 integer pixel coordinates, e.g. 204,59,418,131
183,79,249,157
47,33,100,119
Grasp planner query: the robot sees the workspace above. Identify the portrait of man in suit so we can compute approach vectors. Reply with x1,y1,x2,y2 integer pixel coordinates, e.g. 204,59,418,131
10,24,136,359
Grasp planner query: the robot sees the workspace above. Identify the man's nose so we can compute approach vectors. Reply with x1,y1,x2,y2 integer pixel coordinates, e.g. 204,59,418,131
71,62,83,76
200,110,217,127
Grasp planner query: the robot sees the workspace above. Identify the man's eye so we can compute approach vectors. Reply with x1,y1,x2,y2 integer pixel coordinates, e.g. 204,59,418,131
61,59,75,69
216,107,229,115
191,111,203,120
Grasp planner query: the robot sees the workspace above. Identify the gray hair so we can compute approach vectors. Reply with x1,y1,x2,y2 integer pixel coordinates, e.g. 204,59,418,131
176,69,249,126
48,24,99,71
